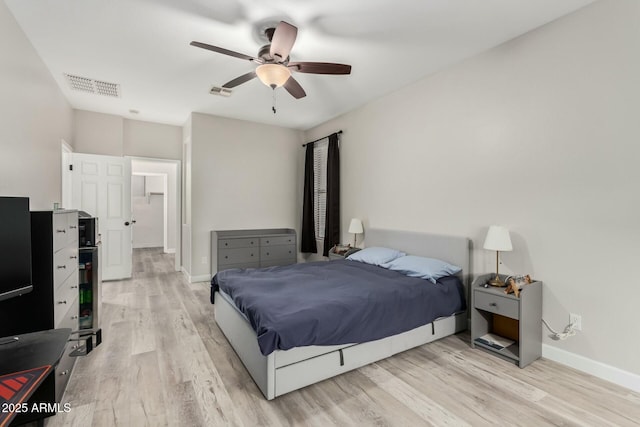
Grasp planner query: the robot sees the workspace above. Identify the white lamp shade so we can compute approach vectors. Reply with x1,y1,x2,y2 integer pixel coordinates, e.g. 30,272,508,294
483,225,513,251
348,218,364,234
255,64,291,88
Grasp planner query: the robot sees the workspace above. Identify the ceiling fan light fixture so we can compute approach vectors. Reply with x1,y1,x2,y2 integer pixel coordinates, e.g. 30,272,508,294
256,64,291,88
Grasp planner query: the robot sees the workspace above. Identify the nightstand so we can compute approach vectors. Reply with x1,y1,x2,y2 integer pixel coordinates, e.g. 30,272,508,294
471,273,542,368
327,247,361,261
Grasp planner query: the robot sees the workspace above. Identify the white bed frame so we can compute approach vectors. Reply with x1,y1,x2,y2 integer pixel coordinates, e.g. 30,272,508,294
214,229,470,400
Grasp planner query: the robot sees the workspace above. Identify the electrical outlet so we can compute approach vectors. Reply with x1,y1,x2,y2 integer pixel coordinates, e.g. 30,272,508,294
570,313,582,331
201,256,207,264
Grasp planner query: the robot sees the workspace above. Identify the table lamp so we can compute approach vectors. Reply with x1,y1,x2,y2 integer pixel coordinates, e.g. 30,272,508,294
348,218,364,247
483,225,513,286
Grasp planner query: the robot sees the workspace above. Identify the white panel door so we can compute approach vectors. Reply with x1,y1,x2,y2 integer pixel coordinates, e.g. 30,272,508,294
71,153,132,280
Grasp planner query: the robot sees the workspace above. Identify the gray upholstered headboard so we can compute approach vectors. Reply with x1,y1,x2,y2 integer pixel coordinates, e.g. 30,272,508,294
364,228,470,291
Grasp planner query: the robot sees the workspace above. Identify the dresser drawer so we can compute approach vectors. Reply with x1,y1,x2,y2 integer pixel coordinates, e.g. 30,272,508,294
261,258,296,268
54,276,79,326
475,291,519,320
67,212,79,246
53,213,69,252
260,236,295,247
56,296,79,330
218,238,258,249
219,247,259,265
54,245,78,285
260,245,296,261
54,342,78,402
218,262,260,272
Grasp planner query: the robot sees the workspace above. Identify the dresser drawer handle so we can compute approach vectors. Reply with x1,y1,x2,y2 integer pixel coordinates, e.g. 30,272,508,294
266,252,270,256
251,253,254,257
57,229,66,233
70,255,78,259
489,303,497,307
250,241,254,245
69,225,77,229
225,242,228,246
70,285,78,289
59,370,70,376
288,250,292,254
57,300,67,304
57,265,66,269
71,315,78,320
266,240,269,244
225,256,228,259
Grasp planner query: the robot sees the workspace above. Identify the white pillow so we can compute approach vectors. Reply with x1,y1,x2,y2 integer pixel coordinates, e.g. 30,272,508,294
382,255,462,283
346,246,405,266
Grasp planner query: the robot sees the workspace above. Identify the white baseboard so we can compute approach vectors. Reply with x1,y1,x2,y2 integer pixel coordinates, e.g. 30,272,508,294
133,244,163,249
165,248,176,254
190,274,211,283
543,344,640,393
180,267,210,283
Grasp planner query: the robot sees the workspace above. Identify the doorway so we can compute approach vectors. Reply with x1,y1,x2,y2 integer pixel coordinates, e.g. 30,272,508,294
65,152,182,278
129,157,181,272
131,173,167,250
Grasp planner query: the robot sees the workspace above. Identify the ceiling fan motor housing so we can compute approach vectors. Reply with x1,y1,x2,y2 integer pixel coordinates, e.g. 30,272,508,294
258,44,289,64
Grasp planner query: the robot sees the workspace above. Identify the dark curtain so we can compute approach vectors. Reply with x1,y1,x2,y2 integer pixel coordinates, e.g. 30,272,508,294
323,133,340,256
300,143,317,253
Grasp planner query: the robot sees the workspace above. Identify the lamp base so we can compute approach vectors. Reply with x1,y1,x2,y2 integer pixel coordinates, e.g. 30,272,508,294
488,277,506,287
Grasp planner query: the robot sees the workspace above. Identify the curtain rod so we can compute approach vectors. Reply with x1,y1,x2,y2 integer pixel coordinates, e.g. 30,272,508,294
301,130,342,147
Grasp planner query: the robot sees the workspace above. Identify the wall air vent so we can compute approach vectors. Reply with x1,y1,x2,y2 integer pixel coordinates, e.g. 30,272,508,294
64,74,121,98
210,86,232,97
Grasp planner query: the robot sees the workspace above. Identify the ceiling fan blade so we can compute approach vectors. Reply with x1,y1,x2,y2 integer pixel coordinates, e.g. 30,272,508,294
288,62,352,75
222,71,257,88
190,41,257,62
270,21,298,61
283,76,306,99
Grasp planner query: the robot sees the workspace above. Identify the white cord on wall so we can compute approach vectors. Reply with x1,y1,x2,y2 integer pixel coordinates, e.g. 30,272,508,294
542,319,578,340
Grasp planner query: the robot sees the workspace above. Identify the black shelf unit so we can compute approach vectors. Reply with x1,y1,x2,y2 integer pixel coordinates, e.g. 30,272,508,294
78,247,100,330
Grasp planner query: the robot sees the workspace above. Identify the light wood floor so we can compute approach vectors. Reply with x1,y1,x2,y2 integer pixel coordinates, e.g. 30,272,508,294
45,249,640,427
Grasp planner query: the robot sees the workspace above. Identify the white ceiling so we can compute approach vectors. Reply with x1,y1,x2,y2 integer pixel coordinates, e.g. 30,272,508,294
6,0,594,130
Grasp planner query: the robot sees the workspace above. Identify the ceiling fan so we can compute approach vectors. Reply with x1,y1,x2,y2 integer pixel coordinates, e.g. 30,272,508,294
190,21,352,100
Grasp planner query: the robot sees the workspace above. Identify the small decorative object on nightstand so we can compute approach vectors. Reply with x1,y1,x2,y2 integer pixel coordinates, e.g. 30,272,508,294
328,245,361,261
483,225,513,286
471,273,542,368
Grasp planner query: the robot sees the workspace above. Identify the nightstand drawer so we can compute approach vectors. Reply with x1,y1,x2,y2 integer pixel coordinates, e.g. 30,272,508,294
475,291,519,320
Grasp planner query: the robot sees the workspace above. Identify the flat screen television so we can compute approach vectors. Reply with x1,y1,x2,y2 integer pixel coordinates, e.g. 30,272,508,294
0,197,32,302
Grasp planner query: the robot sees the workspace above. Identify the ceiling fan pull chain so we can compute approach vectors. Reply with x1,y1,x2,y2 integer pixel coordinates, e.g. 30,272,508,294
272,88,277,114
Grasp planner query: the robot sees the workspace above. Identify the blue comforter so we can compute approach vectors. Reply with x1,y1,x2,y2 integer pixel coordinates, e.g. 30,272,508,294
212,260,465,355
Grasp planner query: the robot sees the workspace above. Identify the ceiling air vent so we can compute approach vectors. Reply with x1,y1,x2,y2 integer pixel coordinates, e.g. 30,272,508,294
64,74,121,98
210,86,232,97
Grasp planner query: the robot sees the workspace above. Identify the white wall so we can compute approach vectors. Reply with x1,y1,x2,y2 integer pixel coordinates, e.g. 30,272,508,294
0,1,73,209
187,112,303,279
124,119,182,160
73,110,182,160
306,0,640,377
73,110,123,156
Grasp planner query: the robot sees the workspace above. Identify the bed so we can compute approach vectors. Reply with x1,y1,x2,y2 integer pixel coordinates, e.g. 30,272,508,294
211,229,470,400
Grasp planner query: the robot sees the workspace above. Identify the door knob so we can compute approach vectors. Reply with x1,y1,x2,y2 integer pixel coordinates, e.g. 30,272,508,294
125,221,130,226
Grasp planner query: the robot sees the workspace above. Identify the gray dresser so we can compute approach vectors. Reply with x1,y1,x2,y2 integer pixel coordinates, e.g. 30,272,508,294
212,229,297,274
